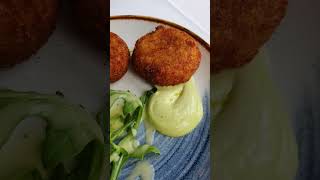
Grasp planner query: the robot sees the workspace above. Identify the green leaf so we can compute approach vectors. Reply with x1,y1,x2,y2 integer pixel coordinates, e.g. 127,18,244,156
123,101,136,116
110,153,129,180
109,88,159,180
130,145,160,159
140,87,157,105
118,135,139,154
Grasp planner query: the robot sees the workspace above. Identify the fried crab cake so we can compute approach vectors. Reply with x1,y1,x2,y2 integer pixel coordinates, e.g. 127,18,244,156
133,26,201,86
110,32,130,83
212,0,288,73
0,0,58,67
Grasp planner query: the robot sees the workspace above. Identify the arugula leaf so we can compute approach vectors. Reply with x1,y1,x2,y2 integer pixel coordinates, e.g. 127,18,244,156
130,144,160,159
110,153,128,180
109,88,159,180
140,88,157,105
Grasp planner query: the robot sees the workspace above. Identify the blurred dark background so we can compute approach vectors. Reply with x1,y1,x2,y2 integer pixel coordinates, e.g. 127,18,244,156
266,0,320,179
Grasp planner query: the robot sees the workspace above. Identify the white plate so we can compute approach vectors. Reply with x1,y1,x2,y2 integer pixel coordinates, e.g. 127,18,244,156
110,16,210,97
110,16,210,180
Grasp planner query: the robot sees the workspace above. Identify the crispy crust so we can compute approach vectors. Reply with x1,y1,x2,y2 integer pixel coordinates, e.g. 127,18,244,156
0,0,58,67
110,32,130,83
212,0,288,73
133,26,201,86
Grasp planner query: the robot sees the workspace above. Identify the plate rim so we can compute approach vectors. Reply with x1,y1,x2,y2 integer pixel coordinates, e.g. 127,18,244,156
110,15,211,179
110,15,210,51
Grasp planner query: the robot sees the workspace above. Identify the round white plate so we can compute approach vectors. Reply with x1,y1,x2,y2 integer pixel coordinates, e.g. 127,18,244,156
110,16,210,180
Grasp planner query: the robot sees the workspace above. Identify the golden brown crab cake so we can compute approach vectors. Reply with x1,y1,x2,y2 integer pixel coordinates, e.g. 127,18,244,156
0,0,58,67
133,26,201,86
110,32,130,83
212,0,288,73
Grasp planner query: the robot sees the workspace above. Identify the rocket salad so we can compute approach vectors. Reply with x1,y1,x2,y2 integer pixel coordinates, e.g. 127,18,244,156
109,89,159,180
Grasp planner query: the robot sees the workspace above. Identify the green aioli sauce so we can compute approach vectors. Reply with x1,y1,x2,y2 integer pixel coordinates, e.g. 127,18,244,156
127,161,154,180
147,78,203,137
